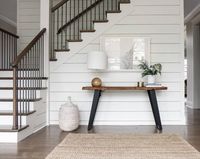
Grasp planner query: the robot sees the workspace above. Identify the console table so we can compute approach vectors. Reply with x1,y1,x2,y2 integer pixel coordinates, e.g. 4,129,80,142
82,86,168,131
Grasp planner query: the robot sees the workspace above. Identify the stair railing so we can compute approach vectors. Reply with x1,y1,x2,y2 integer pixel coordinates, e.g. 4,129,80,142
50,0,127,60
12,28,46,130
0,28,19,70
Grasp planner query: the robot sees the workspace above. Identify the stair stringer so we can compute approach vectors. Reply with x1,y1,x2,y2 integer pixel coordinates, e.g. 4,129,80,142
50,1,134,72
18,89,47,142
0,89,47,143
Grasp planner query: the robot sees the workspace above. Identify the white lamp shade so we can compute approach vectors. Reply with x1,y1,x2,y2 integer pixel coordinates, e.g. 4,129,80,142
87,51,107,70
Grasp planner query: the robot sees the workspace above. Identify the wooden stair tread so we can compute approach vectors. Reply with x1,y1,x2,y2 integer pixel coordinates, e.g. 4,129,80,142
54,49,70,52
67,39,83,42
0,125,29,132
0,98,42,102
80,30,96,32
0,87,47,90
0,77,48,80
93,20,108,23
106,10,121,13
119,0,130,3
50,58,58,61
0,110,36,116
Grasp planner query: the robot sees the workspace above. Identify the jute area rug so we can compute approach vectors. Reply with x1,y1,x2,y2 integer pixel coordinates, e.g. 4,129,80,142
46,133,200,159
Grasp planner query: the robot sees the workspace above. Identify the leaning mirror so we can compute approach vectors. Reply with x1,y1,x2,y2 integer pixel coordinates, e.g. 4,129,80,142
100,36,151,71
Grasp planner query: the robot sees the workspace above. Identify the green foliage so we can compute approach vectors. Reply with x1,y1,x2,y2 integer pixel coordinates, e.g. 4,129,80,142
138,62,162,77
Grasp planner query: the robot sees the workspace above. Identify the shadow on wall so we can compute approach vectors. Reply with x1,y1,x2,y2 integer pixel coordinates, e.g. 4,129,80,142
0,0,17,34
184,0,200,17
0,19,16,34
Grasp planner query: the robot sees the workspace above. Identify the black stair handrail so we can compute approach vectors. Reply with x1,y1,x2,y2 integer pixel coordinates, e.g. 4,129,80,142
12,28,46,67
12,28,46,130
57,0,103,34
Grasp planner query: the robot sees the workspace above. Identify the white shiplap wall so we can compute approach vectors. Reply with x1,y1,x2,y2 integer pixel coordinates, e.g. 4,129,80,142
50,0,185,125
17,0,40,51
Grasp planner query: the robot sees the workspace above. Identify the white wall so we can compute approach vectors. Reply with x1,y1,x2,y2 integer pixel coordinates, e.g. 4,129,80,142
0,0,17,34
184,0,200,17
0,0,17,23
0,19,16,34
50,0,185,125
17,0,40,51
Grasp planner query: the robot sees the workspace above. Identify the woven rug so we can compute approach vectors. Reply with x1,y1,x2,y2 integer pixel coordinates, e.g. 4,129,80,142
46,133,200,159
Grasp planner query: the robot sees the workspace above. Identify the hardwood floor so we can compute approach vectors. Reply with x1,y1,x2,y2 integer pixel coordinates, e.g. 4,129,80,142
0,107,200,159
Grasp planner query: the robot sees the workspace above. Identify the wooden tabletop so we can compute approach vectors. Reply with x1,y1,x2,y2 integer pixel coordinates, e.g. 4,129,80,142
82,86,168,91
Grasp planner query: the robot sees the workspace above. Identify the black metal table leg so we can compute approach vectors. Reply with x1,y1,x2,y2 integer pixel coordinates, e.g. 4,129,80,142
88,90,102,131
147,90,162,131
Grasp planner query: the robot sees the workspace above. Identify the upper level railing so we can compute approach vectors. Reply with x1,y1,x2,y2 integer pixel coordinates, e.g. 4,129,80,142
0,28,19,70
50,0,129,60
12,28,46,130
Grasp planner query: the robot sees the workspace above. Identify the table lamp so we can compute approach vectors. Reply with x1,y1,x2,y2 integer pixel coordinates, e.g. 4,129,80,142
87,51,107,87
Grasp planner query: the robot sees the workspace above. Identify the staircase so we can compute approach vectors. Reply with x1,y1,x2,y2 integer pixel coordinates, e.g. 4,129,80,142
50,0,131,61
0,28,47,142
0,0,130,142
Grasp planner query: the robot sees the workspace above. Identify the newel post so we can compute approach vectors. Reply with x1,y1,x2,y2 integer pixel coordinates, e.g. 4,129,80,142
13,67,18,130
40,0,50,77
40,0,50,125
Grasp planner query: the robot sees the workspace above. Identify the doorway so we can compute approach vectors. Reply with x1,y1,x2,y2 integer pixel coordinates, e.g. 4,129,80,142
185,13,200,109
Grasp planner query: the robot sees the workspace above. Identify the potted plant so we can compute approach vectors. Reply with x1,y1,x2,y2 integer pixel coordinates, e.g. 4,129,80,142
138,62,162,84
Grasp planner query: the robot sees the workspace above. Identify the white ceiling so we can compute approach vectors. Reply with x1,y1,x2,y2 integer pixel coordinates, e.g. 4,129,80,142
0,0,17,23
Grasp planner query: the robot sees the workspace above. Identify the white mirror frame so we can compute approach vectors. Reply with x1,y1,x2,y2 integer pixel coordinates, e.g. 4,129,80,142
100,36,151,71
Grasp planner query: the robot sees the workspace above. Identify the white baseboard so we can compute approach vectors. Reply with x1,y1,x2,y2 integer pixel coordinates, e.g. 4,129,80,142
185,100,200,109
50,120,186,126
185,100,193,108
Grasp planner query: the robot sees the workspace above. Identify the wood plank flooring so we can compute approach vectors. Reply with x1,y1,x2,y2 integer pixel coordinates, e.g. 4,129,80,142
0,107,200,159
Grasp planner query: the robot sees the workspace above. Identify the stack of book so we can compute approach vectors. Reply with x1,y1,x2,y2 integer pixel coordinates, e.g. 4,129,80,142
145,83,163,87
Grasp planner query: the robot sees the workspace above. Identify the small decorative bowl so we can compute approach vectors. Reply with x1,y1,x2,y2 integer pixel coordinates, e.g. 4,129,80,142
91,77,102,87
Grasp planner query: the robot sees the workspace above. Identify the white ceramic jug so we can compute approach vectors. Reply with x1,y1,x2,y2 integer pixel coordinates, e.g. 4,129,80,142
59,96,80,131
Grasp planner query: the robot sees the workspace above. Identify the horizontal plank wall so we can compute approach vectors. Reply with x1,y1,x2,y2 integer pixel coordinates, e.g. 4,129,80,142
50,0,185,125
17,0,40,52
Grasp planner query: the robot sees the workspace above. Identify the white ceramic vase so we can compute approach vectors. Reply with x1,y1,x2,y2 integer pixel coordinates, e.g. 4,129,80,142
147,75,156,84
59,96,80,131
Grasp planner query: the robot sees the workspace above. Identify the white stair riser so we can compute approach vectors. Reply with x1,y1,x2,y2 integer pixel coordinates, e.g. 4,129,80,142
94,22,109,31
0,71,41,78
0,102,34,111
0,80,47,87
106,13,119,22
0,132,18,143
0,90,41,98
0,72,13,77
0,116,27,125
119,3,131,11
81,32,96,41
68,42,83,51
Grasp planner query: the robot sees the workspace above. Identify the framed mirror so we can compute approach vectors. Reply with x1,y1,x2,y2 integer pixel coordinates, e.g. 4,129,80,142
100,36,151,71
